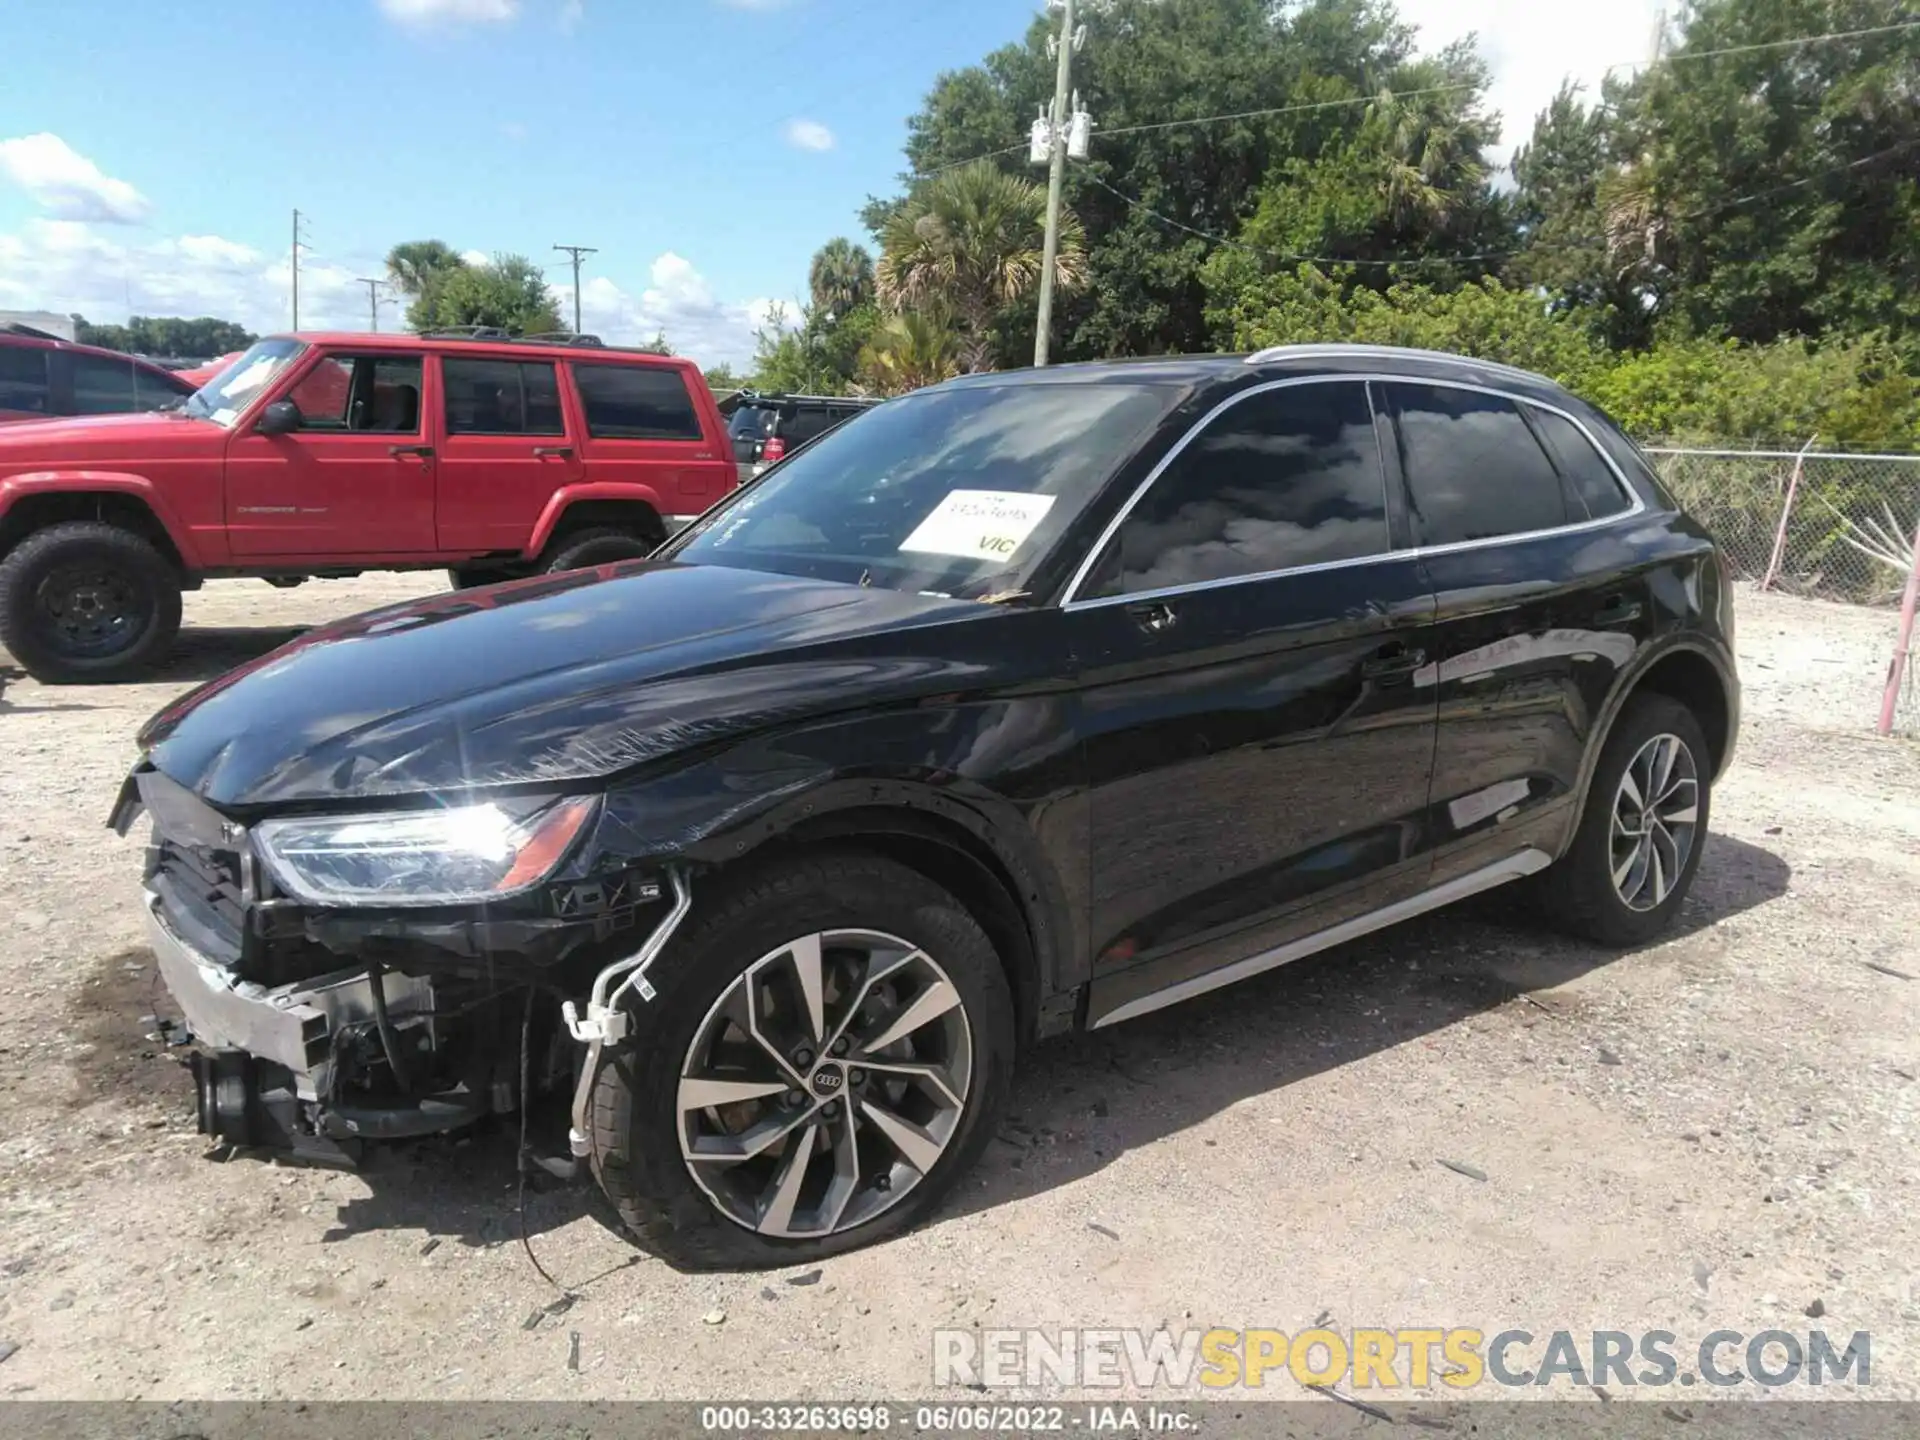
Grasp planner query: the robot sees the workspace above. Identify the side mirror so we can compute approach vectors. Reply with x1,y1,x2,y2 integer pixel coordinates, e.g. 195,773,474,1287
254,399,301,435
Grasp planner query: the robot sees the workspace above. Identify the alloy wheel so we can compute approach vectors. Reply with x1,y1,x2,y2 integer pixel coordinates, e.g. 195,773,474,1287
1610,732,1700,912
676,929,973,1238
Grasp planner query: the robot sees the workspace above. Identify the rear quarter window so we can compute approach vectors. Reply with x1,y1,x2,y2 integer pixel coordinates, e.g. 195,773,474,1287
0,345,51,416
573,362,704,440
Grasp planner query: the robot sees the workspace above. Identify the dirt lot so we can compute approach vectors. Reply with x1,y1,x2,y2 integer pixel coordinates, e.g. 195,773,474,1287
1,576,1917,1403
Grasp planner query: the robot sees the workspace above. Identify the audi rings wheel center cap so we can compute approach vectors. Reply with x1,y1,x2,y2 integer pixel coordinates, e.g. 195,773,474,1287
810,1065,845,1098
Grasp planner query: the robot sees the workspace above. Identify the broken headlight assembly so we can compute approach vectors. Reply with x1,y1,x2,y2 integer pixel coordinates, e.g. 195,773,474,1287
252,795,599,907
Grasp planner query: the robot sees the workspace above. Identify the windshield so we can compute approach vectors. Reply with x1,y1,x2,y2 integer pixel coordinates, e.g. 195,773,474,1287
184,338,306,424
669,381,1182,598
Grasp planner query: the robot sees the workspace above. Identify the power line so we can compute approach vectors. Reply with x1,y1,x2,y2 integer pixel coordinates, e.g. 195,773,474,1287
1604,17,1920,75
1095,81,1479,139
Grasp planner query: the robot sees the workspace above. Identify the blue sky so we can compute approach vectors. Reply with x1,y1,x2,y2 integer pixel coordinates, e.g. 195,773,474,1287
0,0,1662,367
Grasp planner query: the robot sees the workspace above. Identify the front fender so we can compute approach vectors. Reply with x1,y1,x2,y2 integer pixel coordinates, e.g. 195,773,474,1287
0,470,208,568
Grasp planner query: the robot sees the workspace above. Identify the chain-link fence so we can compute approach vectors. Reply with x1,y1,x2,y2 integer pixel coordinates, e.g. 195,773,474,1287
1644,446,1920,605
1644,445,1920,737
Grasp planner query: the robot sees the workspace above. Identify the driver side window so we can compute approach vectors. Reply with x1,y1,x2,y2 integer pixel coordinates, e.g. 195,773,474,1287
283,356,423,434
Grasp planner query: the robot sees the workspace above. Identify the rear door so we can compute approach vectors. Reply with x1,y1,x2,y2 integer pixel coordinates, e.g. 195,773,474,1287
1382,381,1651,888
434,356,582,553
1071,379,1440,1023
568,360,733,529
224,350,436,556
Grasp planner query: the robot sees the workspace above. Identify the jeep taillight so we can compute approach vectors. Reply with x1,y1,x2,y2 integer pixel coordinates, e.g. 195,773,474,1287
762,436,786,465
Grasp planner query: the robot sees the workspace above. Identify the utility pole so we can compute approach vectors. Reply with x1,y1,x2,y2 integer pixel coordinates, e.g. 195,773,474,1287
290,208,310,330
1033,0,1080,368
553,244,598,335
355,277,388,332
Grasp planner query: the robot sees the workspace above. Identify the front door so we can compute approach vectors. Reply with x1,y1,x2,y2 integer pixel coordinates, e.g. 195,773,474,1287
225,351,435,556
434,355,582,553
1071,379,1439,1025
1378,381,1654,889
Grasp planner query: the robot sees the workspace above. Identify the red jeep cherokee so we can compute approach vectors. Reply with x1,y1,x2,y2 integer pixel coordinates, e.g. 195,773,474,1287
0,331,739,681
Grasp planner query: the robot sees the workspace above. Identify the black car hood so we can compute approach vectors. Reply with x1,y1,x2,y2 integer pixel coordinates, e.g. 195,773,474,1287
140,561,985,808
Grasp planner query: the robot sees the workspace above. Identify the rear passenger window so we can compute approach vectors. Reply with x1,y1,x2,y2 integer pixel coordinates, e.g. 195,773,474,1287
572,363,702,440
0,346,51,415
1525,405,1631,520
68,353,140,414
784,406,837,445
1386,383,1572,545
443,359,564,435
1099,381,1390,597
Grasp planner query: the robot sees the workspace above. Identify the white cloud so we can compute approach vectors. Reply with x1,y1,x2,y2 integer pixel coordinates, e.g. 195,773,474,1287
0,133,151,224
557,0,583,33
377,0,519,26
458,248,491,266
559,252,775,369
783,118,835,152
0,218,366,335
1391,0,1666,157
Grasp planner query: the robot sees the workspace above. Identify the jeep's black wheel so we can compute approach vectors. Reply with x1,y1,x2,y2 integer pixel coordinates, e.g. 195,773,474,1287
588,852,1015,1270
0,522,183,683
447,565,523,591
543,527,659,574
1538,693,1712,947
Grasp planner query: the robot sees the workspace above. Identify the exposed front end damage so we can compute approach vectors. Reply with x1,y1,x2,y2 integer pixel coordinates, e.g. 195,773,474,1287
117,765,682,1165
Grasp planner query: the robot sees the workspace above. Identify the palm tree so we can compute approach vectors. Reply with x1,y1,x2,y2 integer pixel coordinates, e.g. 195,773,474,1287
858,308,962,395
876,161,1086,372
384,240,467,298
808,238,875,316
1364,84,1491,230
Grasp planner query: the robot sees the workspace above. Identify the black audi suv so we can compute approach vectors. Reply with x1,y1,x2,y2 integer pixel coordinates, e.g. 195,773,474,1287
114,345,1738,1268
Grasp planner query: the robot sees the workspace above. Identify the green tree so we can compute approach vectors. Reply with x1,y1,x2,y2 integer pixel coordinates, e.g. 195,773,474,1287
405,253,563,335
702,363,748,393
384,240,467,298
858,308,963,394
808,238,876,316
749,302,881,394
877,161,1084,371
72,315,256,357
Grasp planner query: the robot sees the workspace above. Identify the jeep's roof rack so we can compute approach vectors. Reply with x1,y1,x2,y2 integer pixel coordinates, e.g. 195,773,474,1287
418,325,513,340
417,326,614,348
522,331,607,347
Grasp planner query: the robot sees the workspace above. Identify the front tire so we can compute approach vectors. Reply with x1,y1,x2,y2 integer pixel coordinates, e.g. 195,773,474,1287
588,852,1016,1270
1539,693,1712,947
0,521,183,683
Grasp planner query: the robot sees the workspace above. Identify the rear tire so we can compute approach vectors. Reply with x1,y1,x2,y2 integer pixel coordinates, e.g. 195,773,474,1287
1537,693,1712,947
447,566,522,591
588,851,1016,1270
0,521,183,683
543,527,659,574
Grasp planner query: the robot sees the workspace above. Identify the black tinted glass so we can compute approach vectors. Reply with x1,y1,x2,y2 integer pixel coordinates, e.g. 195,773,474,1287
574,362,701,440
1388,384,1573,545
69,353,140,414
1527,405,1630,520
444,359,564,435
0,346,51,414
784,407,839,444
1102,382,1389,596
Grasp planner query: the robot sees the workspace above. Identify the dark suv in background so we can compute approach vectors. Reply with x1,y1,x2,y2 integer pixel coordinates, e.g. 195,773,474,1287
120,344,1736,1270
726,391,878,475
0,324,197,423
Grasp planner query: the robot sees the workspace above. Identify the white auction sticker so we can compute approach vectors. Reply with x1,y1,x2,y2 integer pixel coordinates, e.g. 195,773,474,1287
898,490,1056,563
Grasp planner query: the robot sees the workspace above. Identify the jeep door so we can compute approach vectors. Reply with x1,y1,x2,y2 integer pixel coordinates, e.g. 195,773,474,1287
433,355,583,553
225,350,436,556
1068,378,1440,1025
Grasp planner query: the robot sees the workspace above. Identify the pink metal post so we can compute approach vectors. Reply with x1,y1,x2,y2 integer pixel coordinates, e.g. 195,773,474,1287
1761,438,1816,593
1877,511,1920,737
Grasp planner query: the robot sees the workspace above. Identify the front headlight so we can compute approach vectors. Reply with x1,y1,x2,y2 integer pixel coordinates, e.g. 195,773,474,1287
253,796,598,907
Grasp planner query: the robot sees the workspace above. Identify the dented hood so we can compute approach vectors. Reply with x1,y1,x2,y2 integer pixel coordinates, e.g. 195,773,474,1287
139,561,982,808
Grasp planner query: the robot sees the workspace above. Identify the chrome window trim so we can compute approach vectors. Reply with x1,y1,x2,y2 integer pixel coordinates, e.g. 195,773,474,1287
1058,372,1647,612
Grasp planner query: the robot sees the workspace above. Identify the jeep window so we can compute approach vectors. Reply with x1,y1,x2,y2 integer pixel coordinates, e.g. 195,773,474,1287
784,404,842,445
443,358,565,436
284,356,424,434
670,381,1183,597
68,352,140,414
1384,382,1574,545
0,345,50,416
1084,381,1389,599
186,338,306,424
1524,404,1632,521
572,362,703,440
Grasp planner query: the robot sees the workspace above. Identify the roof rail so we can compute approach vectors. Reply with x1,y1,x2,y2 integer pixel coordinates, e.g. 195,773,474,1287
419,325,513,340
522,331,607,347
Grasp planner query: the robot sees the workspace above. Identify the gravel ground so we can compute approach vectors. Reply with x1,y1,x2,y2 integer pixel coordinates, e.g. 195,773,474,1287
0,577,1916,1404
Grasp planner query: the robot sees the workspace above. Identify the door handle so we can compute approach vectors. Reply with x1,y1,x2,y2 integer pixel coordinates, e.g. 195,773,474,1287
1594,593,1644,625
532,445,574,459
388,444,433,459
1360,641,1427,680
1124,600,1177,635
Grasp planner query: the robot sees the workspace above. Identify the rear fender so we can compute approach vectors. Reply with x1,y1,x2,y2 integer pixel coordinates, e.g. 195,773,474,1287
526,484,668,557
